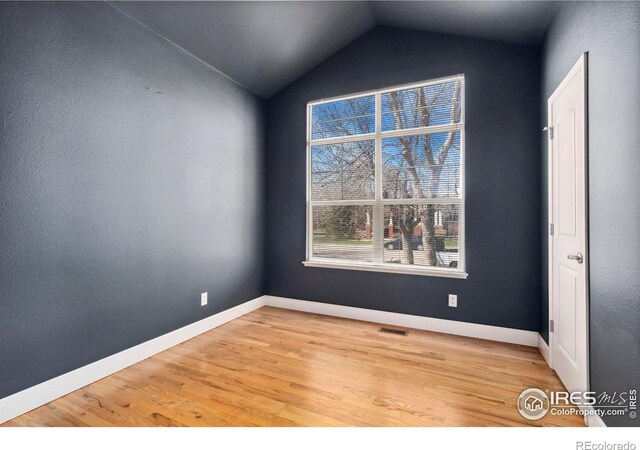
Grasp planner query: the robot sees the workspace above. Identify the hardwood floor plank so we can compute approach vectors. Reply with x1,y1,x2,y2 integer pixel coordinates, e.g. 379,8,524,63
2,306,584,427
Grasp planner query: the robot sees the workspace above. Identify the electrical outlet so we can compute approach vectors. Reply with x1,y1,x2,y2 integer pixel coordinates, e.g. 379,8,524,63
201,292,208,306
448,294,457,308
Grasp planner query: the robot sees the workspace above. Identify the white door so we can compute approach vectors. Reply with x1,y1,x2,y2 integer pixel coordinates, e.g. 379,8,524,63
548,53,588,394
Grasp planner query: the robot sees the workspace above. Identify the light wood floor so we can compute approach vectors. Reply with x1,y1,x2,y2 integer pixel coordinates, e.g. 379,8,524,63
4,306,584,427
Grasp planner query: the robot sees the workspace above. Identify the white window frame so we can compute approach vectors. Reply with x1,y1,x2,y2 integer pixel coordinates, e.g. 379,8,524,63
303,75,467,279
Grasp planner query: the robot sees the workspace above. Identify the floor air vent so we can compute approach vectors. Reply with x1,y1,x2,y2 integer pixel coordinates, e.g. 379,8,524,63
379,327,408,336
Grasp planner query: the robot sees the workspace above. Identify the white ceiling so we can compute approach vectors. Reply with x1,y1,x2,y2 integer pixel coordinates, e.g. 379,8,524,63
111,1,558,98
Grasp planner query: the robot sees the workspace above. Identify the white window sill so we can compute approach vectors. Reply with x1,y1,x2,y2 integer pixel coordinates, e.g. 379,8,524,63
302,260,468,279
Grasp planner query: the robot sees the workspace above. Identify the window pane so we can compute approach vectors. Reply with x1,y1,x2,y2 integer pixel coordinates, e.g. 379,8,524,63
311,140,375,200
381,79,462,132
312,205,373,262
311,95,375,140
383,204,459,268
382,131,461,199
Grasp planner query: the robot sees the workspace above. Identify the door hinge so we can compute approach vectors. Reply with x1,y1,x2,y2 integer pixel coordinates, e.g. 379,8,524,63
550,223,554,236
550,319,555,333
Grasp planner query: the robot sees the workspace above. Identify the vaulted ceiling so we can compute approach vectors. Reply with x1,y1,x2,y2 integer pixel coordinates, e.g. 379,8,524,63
111,1,559,98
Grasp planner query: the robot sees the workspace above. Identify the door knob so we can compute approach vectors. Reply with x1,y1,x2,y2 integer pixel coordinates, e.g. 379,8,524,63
567,252,584,264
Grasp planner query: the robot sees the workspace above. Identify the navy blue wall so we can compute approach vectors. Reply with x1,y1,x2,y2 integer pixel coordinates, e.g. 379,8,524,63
266,27,541,331
0,2,265,399
540,1,640,426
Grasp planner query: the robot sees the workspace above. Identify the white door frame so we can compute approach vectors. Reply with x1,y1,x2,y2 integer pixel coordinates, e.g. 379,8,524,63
546,52,589,386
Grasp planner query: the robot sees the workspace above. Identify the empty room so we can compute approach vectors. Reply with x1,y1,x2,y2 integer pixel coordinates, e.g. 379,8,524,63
1,0,639,446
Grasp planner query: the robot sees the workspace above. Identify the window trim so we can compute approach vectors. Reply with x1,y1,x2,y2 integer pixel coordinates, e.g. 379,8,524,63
302,260,468,279
305,75,467,278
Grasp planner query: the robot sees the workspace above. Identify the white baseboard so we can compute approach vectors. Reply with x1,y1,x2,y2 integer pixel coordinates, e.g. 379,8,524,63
538,333,551,367
264,295,538,347
0,294,543,424
0,296,266,424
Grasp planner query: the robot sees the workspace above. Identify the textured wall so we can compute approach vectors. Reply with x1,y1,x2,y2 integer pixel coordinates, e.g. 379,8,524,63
540,1,640,426
266,27,541,331
0,2,265,399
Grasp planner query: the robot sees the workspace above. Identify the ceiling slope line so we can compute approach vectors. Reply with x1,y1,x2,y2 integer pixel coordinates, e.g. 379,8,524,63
106,1,252,95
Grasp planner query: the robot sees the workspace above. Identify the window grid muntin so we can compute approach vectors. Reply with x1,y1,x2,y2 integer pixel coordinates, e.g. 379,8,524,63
307,75,465,274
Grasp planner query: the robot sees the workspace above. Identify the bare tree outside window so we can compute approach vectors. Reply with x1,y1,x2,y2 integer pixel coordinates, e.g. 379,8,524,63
307,76,465,275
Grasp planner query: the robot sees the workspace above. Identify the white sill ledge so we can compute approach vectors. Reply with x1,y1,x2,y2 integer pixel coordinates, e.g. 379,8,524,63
302,260,468,279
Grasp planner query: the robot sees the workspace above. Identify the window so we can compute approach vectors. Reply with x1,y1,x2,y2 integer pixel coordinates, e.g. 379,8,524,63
304,75,466,278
